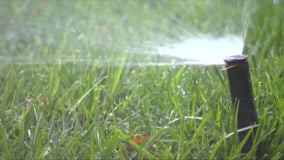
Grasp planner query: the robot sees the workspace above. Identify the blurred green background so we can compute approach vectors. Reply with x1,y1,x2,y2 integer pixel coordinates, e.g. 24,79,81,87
0,0,284,159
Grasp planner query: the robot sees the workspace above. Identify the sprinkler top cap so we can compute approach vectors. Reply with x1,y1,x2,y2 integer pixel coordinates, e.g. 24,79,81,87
224,55,248,65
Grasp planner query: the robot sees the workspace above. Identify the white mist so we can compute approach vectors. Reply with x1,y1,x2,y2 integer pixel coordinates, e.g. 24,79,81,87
157,35,244,65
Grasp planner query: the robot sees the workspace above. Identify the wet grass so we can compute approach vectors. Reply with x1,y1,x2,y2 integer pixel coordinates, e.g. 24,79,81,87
0,0,284,159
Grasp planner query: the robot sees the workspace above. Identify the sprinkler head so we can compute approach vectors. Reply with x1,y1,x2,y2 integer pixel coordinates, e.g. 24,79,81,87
224,55,248,65
224,54,263,157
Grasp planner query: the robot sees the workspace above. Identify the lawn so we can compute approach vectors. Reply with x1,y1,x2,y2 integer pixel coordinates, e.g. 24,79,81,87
0,0,283,159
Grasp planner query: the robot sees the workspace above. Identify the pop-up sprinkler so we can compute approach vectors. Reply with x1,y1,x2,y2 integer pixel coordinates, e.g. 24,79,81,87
224,55,262,157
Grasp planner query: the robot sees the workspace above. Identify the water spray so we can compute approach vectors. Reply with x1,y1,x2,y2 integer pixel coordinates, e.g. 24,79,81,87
224,55,262,157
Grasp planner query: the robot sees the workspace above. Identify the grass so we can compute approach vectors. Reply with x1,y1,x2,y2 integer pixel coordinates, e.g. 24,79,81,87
0,0,284,159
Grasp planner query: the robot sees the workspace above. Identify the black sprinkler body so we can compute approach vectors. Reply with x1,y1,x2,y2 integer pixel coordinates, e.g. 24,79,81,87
224,55,262,156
